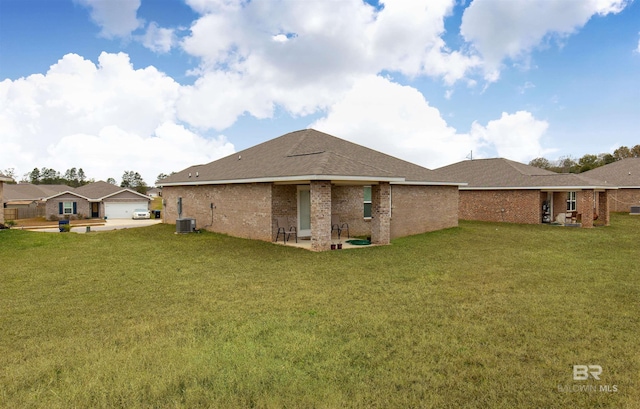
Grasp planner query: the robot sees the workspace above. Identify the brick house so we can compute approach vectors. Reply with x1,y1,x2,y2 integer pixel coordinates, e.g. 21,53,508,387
45,181,151,220
3,184,71,219
434,158,613,228
581,158,640,212
158,129,464,251
0,173,15,224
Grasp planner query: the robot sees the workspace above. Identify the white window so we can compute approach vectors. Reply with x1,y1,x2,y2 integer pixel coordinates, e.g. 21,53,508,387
364,186,372,218
63,202,74,214
567,192,576,212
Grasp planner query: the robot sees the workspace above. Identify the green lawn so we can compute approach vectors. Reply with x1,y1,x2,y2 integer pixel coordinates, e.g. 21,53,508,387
1,215,638,408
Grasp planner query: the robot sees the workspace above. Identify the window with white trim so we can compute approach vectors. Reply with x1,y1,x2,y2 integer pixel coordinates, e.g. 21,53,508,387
566,192,576,212
63,202,74,214
363,186,372,218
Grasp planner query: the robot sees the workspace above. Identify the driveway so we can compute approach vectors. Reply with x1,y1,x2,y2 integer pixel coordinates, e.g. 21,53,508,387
28,219,162,233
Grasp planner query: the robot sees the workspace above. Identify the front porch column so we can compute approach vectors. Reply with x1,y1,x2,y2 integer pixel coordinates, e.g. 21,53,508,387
371,182,391,245
598,190,610,226
310,181,332,251
580,189,594,228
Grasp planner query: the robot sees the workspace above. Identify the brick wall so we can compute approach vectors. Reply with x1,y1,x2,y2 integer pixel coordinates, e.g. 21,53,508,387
271,184,298,240
578,190,594,228
459,189,541,224
45,193,91,220
608,188,640,212
391,185,458,238
163,182,460,248
103,191,149,202
310,181,331,251
331,185,370,237
371,182,391,244
162,183,273,241
598,191,610,226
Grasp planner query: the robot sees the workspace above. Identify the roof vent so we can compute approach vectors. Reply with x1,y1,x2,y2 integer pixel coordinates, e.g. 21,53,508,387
188,173,192,178
196,171,199,177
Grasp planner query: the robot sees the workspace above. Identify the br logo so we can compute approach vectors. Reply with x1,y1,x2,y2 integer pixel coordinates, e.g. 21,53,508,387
573,365,602,381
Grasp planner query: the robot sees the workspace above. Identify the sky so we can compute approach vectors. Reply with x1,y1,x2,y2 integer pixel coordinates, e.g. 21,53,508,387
0,0,639,185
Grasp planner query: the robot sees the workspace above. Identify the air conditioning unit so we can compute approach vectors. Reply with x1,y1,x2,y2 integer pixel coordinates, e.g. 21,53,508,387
630,206,640,215
176,218,196,233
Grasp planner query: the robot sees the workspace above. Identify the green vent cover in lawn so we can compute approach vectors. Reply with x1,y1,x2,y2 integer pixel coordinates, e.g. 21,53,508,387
346,239,371,246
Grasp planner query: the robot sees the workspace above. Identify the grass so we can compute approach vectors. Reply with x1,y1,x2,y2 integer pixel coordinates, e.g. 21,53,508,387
0,214,639,408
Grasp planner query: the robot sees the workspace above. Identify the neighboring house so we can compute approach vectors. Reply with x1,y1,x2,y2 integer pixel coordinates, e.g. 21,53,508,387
0,174,15,224
434,158,613,228
158,129,464,251
581,158,640,212
3,184,72,219
45,181,151,220
147,187,161,198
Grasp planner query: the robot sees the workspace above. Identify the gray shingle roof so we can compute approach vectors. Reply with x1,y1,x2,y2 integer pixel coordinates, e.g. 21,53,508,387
581,158,640,187
434,158,612,189
159,129,463,186
68,181,150,200
3,184,73,201
74,181,126,199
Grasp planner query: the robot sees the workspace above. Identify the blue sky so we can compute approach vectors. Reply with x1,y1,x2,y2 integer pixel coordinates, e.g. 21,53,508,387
0,0,638,184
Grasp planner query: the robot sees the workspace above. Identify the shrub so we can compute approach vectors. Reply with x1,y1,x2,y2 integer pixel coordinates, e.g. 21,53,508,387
48,215,59,222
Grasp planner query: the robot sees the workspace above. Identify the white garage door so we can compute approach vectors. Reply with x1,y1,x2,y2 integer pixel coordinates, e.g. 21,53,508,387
104,202,149,219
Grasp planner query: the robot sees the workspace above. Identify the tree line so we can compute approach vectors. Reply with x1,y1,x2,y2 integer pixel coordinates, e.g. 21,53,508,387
1,167,151,194
529,144,640,173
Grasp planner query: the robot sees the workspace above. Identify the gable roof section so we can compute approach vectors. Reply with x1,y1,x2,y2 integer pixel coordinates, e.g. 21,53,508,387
581,158,640,187
159,129,463,186
3,184,74,201
46,181,150,201
434,158,612,190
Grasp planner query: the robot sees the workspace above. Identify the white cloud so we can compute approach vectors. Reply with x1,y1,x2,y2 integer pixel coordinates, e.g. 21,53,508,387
46,124,234,184
75,0,143,38
311,75,476,169
177,0,481,128
271,34,288,43
0,52,235,184
139,22,176,54
469,111,550,163
461,0,630,76
311,76,552,167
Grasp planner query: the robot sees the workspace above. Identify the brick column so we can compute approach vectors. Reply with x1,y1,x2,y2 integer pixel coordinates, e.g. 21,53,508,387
310,181,332,251
580,189,594,228
371,182,391,245
598,190,610,226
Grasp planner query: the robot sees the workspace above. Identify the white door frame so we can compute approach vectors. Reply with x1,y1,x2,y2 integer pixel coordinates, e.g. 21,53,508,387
297,185,311,237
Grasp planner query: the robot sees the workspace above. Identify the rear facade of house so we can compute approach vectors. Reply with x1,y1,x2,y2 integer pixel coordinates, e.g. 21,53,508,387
435,158,612,228
159,129,463,250
582,158,640,212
